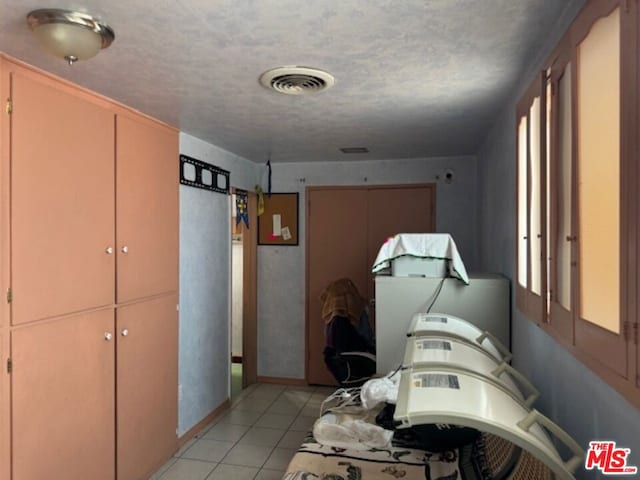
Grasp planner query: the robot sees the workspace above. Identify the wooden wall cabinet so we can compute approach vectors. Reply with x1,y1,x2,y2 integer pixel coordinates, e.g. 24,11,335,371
116,115,179,303
10,70,115,326
116,295,178,480
11,310,116,480
0,56,179,480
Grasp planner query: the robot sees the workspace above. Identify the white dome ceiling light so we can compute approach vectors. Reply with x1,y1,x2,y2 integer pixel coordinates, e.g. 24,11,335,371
259,66,335,95
26,9,115,66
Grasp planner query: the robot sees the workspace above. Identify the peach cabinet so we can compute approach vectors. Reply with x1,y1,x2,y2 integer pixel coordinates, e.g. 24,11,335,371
11,310,116,480
116,295,178,480
10,69,115,326
0,56,179,480
116,114,179,303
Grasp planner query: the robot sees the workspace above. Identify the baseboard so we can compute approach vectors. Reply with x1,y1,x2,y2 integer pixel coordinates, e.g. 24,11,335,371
257,375,307,386
177,399,231,447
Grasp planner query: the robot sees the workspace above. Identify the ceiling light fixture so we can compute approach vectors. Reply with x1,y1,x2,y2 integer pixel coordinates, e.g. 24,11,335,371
26,9,115,66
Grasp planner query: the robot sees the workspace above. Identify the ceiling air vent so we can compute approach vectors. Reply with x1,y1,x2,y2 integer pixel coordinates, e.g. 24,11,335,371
340,147,369,154
259,66,335,95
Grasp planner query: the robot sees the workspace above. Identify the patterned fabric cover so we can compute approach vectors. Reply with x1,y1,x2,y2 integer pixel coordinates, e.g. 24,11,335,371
283,432,491,480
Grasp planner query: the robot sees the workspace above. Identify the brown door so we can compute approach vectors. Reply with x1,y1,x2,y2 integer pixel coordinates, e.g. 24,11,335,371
307,188,369,385
116,295,178,480
11,71,115,325
116,115,178,303
11,309,115,480
306,185,435,385
366,186,436,324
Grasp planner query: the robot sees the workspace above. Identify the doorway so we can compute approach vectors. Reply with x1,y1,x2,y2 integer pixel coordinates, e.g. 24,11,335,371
230,190,258,400
305,184,436,385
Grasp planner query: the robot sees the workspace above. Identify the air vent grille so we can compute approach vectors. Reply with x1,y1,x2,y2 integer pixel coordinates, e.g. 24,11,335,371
260,67,335,95
340,147,369,154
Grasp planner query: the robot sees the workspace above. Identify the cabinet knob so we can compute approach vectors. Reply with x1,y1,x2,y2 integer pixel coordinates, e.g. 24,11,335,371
121,246,129,254
105,246,114,255
121,329,129,337
104,332,113,341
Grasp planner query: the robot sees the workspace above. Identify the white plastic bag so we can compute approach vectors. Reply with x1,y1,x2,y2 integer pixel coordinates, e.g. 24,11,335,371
360,370,401,409
313,413,393,450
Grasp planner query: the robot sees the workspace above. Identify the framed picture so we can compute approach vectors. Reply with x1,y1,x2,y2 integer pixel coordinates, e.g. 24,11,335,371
258,193,299,246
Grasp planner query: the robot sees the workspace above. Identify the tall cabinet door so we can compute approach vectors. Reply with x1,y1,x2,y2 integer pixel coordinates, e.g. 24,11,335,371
11,309,115,480
116,115,178,303
11,72,115,325
116,295,178,480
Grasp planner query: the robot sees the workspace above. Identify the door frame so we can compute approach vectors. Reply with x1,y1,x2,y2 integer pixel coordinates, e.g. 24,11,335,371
241,192,258,388
231,189,258,389
304,184,437,383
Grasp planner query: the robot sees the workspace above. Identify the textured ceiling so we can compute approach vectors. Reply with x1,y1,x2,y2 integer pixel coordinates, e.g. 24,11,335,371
0,0,574,162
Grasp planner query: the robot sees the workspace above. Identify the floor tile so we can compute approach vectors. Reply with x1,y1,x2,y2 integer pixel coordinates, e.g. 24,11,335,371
195,419,225,439
255,413,295,430
255,384,288,393
298,404,320,418
218,409,263,426
276,429,308,450
203,423,250,442
263,448,296,471
182,439,235,463
174,438,198,457
206,463,260,480
247,385,286,401
150,457,177,479
246,390,281,402
288,414,316,432
305,394,325,405
158,459,216,480
254,469,286,480
286,385,316,393
266,398,304,415
238,426,286,447
221,443,274,468
234,396,273,413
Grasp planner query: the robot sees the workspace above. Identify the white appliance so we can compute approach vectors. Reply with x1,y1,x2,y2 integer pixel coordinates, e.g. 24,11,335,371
403,335,539,407
407,312,511,362
391,256,448,278
394,364,584,480
375,274,510,375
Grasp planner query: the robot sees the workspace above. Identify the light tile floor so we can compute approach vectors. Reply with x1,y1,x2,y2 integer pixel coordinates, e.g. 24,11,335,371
150,383,337,480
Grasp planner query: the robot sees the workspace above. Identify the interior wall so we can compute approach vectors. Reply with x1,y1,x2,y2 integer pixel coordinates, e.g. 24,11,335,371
476,0,640,477
257,155,478,379
178,133,259,435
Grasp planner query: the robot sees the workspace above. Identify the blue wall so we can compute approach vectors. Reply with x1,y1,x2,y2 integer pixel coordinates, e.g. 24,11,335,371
178,133,259,435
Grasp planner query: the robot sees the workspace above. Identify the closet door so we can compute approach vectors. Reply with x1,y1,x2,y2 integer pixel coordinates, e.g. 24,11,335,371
306,185,436,385
11,309,115,480
116,295,178,480
116,115,178,303
366,186,436,323
306,188,368,385
11,71,115,325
